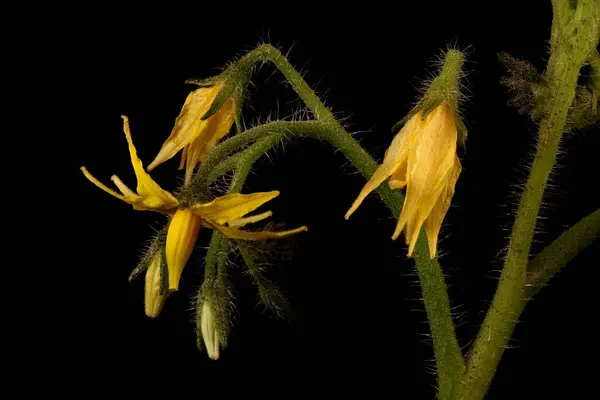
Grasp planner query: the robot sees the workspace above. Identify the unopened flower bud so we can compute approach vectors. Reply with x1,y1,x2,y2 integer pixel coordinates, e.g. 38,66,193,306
144,254,166,318
200,301,220,360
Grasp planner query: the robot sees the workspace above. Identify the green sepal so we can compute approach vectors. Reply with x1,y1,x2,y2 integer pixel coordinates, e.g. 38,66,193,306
420,99,443,120
391,49,467,149
199,61,252,121
158,246,169,296
391,116,408,134
128,227,167,282
202,83,233,120
457,119,468,151
232,68,252,133
184,75,222,88
237,240,291,319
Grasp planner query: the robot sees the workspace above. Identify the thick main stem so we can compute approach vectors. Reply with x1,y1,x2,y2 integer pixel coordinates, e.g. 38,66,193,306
453,25,587,400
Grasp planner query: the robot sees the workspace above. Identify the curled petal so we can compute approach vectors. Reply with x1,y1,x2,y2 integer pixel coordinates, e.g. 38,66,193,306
227,211,273,228
184,98,235,185
345,114,419,219
424,157,462,258
208,222,308,241
388,162,408,190
121,116,178,209
191,191,280,224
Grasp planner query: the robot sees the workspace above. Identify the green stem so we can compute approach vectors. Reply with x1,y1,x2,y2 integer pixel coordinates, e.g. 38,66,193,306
203,231,222,284
206,152,243,185
525,207,600,298
228,134,283,194
302,123,466,397
206,133,283,186
454,2,598,397
455,119,565,400
207,44,464,396
239,44,335,121
413,230,464,399
184,120,323,203
195,231,221,349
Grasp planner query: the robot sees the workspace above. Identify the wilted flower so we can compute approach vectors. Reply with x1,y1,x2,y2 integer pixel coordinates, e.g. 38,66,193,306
147,83,235,184
345,102,462,259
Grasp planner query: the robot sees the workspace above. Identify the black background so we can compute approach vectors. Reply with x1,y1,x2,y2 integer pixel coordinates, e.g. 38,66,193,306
64,2,599,398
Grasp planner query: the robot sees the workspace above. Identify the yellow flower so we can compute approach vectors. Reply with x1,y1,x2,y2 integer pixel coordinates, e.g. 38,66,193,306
345,102,462,259
144,253,166,318
200,301,220,360
147,83,235,185
81,116,308,290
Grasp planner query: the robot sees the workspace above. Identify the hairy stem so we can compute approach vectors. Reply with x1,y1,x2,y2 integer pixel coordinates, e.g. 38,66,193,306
184,121,324,203
526,207,600,298
454,1,599,397
228,134,283,194
204,44,464,396
202,231,222,285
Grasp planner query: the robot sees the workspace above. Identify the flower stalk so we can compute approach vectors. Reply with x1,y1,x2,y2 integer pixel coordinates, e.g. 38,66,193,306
198,43,464,395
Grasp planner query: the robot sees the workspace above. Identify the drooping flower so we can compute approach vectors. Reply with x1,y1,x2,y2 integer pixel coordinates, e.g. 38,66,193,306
345,102,462,259
81,116,307,290
147,83,235,184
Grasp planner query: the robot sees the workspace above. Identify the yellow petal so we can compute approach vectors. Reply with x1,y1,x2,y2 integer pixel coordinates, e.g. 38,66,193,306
397,181,447,256
81,166,127,202
392,103,458,241
198,98,235,164
392,153,453,242
147,86,222,171
227,211,273,228
184,98,235,185
424,157,462,258
166,209,203,291
345,113,419,219
388,162,408,190
145,253,167,318
209,222,308,241
178,145,189,170
191,191,280,224
81,167,158,210
121,116,179,209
